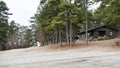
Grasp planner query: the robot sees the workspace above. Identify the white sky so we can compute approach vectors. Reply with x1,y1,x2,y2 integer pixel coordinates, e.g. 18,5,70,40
1,0,100,26
88,2,101,11
1,0,40,26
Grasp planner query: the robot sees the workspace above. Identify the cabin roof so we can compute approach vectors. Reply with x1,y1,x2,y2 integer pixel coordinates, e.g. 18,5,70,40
79,25,118,34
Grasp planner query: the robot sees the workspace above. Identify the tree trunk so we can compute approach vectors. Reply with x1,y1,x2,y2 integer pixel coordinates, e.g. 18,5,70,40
85,0,88,45
55,29,59,44
69,22,73,46
59,27,63,47
66,17,69,46
72,30,77,45
66,7,70,46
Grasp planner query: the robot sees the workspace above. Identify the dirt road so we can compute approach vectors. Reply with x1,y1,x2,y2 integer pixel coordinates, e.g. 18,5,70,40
0,40,120,68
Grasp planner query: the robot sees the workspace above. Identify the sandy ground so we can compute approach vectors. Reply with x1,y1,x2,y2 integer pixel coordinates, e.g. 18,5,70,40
0,40,120,68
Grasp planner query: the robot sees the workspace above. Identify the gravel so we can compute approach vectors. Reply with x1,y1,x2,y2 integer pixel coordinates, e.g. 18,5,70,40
0,40,120,68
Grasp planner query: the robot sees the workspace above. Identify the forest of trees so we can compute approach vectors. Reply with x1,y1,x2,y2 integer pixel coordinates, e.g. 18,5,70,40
0,0,120,50
31,0,120,46
0,1,34,50
31,0,94,47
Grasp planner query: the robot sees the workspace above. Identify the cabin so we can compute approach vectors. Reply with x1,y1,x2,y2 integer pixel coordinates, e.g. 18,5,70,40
0,45,2,50
78,24,118,40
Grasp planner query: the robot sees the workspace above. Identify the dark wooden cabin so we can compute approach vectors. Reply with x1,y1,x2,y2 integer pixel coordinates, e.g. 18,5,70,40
78,25,118,40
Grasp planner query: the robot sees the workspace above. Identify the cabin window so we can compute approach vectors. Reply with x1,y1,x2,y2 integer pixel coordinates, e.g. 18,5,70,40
110,32,113,36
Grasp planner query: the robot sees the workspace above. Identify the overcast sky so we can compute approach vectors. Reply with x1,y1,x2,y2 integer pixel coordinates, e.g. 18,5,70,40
2,0,40,26
1,0,100,26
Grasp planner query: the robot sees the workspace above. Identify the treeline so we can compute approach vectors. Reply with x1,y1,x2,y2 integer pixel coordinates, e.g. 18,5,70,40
31,0,120,47
5,22,34,50
93,0,120,31
0,0,120,50
30,0,94,47
0,1,34,50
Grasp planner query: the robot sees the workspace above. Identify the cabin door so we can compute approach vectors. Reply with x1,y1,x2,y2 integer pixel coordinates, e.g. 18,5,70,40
98,31,106,36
